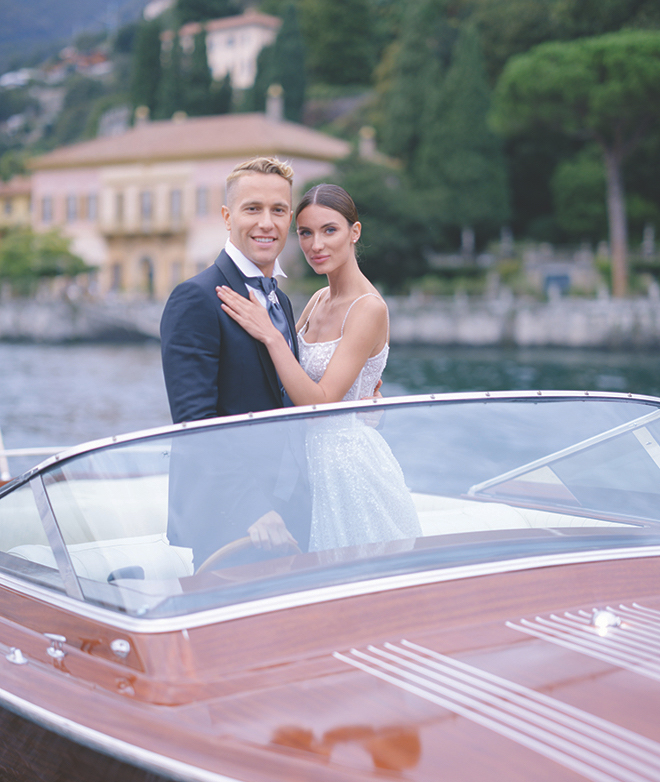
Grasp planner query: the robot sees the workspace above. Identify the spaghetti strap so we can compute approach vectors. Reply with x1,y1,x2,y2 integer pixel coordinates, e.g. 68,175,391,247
300,288,328,335
340,293,387,337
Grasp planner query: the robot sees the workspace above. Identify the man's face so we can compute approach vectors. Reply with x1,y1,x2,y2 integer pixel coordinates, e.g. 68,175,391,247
222,172,293,274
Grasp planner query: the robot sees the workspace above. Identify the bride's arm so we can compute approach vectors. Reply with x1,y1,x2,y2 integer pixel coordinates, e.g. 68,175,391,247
216,286,386,406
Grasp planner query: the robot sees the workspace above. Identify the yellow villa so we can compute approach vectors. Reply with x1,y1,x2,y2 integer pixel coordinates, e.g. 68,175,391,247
29,109,350,300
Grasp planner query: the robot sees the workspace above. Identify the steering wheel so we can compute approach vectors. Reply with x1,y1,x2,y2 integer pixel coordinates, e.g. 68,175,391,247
195,536,302,574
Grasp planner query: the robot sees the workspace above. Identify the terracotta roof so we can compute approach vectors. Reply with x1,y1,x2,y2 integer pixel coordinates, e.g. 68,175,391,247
0,175,31,195
164,11,281,40
29,114,351,170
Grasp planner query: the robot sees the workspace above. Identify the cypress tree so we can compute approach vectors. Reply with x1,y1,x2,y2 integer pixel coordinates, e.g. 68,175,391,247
380,0,448,165
130,19,162,114
299,0,374,86
415,22,510,234
155,30,184,119
272,4,306,122
209,74,232,114
175,0,238,25
184,30,213,115
248,4,306,121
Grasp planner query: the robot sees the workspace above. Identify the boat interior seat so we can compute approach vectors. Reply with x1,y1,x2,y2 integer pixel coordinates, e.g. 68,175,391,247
8,533,194,583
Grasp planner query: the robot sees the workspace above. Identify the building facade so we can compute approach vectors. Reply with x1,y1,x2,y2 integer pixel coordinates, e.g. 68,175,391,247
0,176,31,231
29,110,350,300
164,10,281,90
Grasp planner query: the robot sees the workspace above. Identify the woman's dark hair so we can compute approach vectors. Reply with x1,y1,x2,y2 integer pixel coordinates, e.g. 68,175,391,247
295,184,359,225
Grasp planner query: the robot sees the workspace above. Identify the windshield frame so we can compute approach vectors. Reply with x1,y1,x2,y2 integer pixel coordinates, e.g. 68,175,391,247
2,389,660,630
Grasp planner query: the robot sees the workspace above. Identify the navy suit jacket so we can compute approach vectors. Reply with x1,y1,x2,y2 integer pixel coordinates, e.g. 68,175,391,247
160,249,299,423
160,250,309,565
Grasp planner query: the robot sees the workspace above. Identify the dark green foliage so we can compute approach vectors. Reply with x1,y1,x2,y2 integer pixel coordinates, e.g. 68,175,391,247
155,33,184,119
299,0,376,85
47,76,107,146
175,0,239,25
492,29,660,294
0,227,91,295
0,150,28,182
183,32,213,115
248,4,306,121
414,22,510,231
0,88,34,123
312,156,441,291
113,22,139,55
130,20,162,113
209,73,232,114
551,145,608,241
379,0,455,165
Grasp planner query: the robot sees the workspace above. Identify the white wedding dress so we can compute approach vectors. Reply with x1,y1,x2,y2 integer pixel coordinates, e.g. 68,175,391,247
298,292,421,552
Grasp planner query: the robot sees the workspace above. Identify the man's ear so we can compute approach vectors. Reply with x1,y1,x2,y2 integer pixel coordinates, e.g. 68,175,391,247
221,205,231,232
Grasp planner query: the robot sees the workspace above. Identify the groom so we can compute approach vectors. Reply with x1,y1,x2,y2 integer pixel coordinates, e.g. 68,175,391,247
160,156,309,564
161,156,298,422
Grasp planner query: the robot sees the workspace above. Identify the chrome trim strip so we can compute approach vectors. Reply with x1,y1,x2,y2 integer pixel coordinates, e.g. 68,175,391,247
0,545,659,635
470,408,660,495
15,390,660,478
30,476,83,600
0,684,243,782
336,641,660,782
508,602,660,682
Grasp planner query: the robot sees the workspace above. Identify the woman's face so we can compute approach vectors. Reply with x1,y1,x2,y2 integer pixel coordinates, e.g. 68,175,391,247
296,204,360,275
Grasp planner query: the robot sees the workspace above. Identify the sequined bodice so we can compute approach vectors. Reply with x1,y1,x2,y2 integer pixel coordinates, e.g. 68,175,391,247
297,292,389,401
298,335,388,401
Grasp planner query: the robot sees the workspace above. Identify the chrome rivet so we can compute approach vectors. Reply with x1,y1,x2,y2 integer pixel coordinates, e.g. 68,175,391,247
110,639,131,659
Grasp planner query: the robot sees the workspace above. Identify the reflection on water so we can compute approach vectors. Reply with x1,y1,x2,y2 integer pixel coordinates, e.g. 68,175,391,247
2,341,660,475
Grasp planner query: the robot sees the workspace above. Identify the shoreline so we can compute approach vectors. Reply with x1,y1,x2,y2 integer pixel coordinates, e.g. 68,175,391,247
3,294,660,349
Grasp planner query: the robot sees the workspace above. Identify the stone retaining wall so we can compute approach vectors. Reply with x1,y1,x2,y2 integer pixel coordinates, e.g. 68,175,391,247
3,295,660,349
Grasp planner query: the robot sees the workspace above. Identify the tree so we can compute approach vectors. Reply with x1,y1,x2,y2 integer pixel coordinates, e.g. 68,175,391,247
379,0,452,165
247,4,306,121
184,31,213,116
415,22,510,238
492,30,660,296
0,227,90,295
130,20,162,114
298,0,375,85
175,0,238,25
314,156,440,291
155,31,184,119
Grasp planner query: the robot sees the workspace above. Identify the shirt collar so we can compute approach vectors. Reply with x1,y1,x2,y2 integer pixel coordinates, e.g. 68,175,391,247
224,239,287,279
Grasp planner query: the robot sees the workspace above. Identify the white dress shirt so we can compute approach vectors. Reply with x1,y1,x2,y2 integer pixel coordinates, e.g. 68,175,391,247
224,239,287,308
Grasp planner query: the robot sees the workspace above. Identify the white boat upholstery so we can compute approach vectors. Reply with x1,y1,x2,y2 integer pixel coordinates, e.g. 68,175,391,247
9,533,194,582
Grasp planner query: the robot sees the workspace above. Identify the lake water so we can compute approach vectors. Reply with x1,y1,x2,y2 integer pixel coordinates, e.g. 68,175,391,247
2,341,660,475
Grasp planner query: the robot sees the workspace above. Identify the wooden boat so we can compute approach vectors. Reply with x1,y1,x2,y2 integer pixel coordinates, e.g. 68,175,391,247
1,390,660,781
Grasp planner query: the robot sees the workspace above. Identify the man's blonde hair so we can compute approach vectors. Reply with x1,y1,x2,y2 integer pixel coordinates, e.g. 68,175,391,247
225,156,294,206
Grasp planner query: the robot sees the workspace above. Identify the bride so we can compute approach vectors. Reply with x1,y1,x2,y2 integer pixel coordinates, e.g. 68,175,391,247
217,183,420,551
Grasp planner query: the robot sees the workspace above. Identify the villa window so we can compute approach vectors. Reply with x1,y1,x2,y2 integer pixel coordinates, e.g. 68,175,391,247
140,191,153,222
66,194,77,222
115,192,124,224
41,196,53,223
195,186,209,216
4,198,11,215
87,194,98,221
170,189,182,223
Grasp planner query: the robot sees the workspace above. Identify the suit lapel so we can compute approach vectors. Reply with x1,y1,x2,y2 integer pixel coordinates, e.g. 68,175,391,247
214,250,282,401
276,287,299,360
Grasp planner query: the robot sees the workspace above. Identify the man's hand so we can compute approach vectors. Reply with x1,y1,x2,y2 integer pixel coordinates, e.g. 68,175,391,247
248,510,298,551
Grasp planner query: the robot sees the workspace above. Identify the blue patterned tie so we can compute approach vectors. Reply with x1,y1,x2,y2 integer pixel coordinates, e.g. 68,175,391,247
250,276,293,350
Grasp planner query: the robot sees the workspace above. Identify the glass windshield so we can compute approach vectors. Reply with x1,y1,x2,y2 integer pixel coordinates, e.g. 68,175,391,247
2,395,660,617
